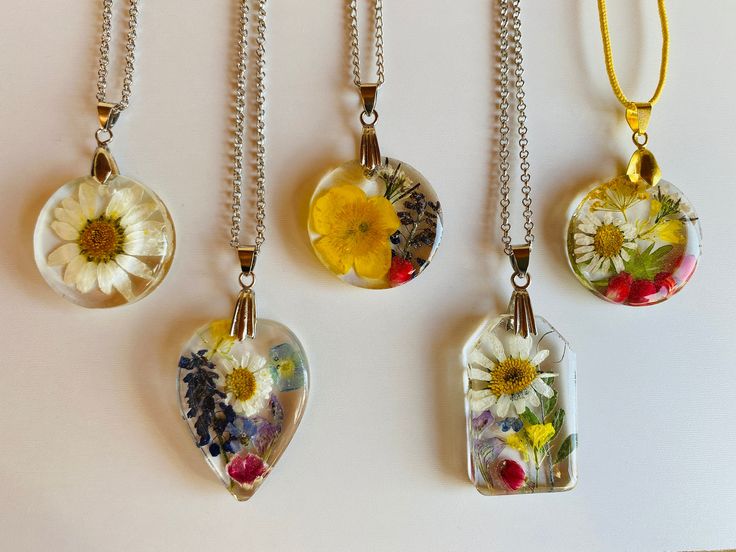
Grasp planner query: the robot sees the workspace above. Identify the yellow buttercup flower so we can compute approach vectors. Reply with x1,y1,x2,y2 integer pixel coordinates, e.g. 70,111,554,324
505,433,529,461
525,423,555,450
311,184,400,279
654,219,685,245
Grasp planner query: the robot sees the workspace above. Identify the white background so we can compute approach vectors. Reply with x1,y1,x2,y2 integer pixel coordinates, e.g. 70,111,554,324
1,1,734,551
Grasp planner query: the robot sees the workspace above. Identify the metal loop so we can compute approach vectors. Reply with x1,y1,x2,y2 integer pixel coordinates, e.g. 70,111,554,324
239,272,255,289
360,110,379,126
511,271,531,290
632,131,648,148
95,127,113,146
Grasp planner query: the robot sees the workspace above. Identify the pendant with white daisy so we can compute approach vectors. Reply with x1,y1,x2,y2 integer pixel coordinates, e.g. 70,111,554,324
177,319,309,501
34,169,175,307
464,315,578,495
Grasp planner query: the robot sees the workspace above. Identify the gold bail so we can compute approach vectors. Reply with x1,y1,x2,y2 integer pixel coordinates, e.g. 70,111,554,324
625,102,652,135
97,101,120,130
230,246,258,341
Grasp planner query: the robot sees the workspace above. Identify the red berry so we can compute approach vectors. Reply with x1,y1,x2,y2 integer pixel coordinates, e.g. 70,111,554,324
388,256,415,287
628,279,658,305
605,272,633,303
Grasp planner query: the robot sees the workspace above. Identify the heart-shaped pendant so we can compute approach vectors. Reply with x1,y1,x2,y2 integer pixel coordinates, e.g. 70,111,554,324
177,319,309,501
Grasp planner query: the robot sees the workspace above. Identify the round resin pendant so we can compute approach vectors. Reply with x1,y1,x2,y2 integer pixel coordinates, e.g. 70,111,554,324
177,319,309,501
464,315,577,495
308,158,443,289
34,174,175,308
566,176,701,306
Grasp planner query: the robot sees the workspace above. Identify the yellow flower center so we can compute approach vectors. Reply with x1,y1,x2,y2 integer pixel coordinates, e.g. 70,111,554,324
335,202,386,255
490,358,537,396
78,216,124,262
593,224,624,258
225,367,257,402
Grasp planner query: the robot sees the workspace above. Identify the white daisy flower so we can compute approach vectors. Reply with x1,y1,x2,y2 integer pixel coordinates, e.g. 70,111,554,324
46,181,166,300
219,352,273,417
573,212,637,275
468,332,555,417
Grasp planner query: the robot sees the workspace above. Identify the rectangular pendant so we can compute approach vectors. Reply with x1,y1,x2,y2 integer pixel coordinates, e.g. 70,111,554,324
464,314,577,495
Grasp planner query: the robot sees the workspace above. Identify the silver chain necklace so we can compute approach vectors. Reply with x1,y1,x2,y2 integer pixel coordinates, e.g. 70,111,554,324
230,0,267,252
96,0,140,115
498,0,536,337
349,0,384,88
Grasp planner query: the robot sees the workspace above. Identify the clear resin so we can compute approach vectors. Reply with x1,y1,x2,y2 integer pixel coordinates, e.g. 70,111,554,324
566,176,701,306
464,315,577,495
308,159,443,289
34,175,175,307
177,319,309,501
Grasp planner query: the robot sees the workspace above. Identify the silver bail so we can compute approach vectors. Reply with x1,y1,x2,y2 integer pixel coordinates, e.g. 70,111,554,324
359,84,381,174
230,246,258,340
359,83,378,117
507,245,537,337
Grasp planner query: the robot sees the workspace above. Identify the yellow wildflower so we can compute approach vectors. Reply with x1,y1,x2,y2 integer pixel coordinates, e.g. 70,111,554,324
649,198,662,220
310,184,400,279
654,219,685,244
209,319,235,355
525,423,556,450
505,433,529,461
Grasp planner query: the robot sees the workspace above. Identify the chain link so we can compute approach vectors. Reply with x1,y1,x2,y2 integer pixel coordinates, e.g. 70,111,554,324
230,0,267,251
349,0,385,88
498,0,534,257
96,0,140,115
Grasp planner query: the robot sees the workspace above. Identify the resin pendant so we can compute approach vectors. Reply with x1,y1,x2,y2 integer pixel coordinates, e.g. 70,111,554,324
464,315,577,495
308,158,443,289
34,147,175,308
566,174,701,306
177,319,309,501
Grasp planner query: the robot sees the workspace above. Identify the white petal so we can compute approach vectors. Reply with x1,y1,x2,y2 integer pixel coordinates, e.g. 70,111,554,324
104,262,134,300
469,368,491,382
115,254,153,280
251,356,267,371
513,398,528,415
54,205,85,230
613,255,625,273
97,262,116,294
508,334,532,359
527,392,541,407
123,234,166,256
50,221,80,241
48,243,81,266
468,349,493,369
574,245,594,254
530,349,550,366
495,395,511,417
622,241,638,250
121,203,156,227
587,254,603,273
78,182,100,219
574,235,594,245
484,333,506,362
603,212,613,225
531,377,554,398
620,248,631,262
470,395,495,412
105,187,139,219
622,224,637,239
576,252,594,263
601,258,611,273
63,255,87,286
76,261,99,293
578,223,596,234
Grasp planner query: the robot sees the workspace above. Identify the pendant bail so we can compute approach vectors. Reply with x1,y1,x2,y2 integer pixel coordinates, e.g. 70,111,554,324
230,246,258,341
97,101,121,131
507,245,536,338
90,146,119,185
625,102,652,135
359,83,379,117
358,84,381,174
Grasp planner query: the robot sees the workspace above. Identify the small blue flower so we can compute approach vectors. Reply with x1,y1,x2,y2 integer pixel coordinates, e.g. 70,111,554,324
208,443,221,457
269,343,305,391
499,417,523,432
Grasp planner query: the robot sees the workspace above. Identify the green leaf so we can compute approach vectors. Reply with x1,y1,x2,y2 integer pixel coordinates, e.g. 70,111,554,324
520,407,540,426
543,391,558,420
623,242,674,280
551,408,565,435
554,433,577,465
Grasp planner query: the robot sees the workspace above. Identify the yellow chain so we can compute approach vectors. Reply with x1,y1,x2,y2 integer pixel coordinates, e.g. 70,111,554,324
597,0,670,109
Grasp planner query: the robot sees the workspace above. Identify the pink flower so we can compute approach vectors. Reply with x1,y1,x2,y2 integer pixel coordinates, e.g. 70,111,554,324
654,271,676,295
388,256,415,287
628,279,658,305
605,272,633,303
672,254,697,284
497,459,526,491
226,452,270,488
